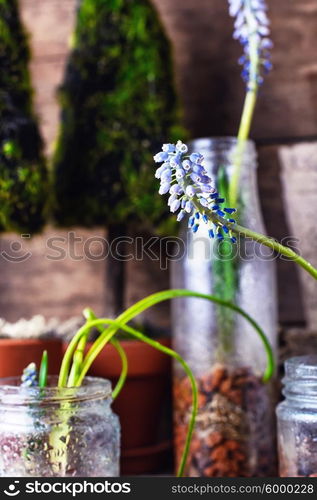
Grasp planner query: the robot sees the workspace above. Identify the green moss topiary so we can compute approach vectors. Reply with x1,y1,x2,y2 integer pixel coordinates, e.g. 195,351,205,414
0,0,48,234
52,0,185,235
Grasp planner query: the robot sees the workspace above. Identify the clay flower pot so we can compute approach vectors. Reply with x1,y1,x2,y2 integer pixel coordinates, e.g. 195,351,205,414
0,339,63,378
63,338,172,474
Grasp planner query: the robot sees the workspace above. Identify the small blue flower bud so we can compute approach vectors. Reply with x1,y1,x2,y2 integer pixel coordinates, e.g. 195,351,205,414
161,169,172,182
190,173,201,183
162,143,176,153
185,185,197,197
182,159,192,171
185,200,194,213
168,193,178,206
189,152,204,164
159,182,170,195
177,210,186,222
155,164,169,179
170,199,181,213
199,175,212,185
176,141,188,153
199,198,209,208
208,229,215,239
176,168,186,180
154,151,169,163
188,216,195,228
170,184,183,195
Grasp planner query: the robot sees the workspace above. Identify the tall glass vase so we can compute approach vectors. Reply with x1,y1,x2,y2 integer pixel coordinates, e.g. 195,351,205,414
172,137,278,477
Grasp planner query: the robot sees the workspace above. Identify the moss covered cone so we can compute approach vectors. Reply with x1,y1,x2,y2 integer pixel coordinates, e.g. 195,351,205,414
53,0,184,234
0,0,48,234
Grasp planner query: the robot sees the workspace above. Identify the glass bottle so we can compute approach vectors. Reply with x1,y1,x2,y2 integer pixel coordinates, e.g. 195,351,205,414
172,137,278,477
277,355,317,477
0,376,120,477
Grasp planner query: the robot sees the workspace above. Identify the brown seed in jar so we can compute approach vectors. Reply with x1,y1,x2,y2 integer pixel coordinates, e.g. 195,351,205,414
211,445,228,462
205,431,223,448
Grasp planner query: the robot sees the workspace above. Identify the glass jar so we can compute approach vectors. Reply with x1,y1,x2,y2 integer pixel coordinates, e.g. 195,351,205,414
0,376,120,477
277,356,317,477
172,137,278,477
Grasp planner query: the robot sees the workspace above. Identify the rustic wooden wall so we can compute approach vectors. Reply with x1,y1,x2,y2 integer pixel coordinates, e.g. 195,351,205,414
1,0,316,329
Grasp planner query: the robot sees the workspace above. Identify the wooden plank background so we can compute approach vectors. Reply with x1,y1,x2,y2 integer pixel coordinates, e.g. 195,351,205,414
0,0,316,329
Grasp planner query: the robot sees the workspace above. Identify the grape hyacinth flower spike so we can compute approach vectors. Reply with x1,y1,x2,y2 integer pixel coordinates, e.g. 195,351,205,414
154,141,237,243
228,0,273,88
21,362,38,387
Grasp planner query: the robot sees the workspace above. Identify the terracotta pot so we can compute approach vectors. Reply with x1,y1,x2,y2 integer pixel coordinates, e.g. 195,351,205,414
63,337,172,473
0,339,63,378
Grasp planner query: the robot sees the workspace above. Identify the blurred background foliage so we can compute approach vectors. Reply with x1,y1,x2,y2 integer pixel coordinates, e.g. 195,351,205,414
0,0,48,234
52,0,185,236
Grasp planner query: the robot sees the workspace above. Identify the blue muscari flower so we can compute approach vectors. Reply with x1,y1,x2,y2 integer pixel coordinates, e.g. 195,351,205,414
177,210,186,222
188,216,195,228
208,229,215,239
154,141,238,243
21,362,38,387
228,0,272,86
154,151,169,163
162,143,176,153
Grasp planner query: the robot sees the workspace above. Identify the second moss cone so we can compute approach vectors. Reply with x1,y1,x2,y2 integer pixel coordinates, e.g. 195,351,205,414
53,0,183,234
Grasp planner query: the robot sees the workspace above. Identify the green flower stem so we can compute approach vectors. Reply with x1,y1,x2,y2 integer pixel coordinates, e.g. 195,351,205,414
229,2,260,207
204,208,317,281
66,290,275,386
231,221,317,281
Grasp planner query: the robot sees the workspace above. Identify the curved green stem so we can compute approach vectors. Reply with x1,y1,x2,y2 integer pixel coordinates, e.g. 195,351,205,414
110,338,128,400
83,308,128,400
207,210,317,281
62,309,128,399
68,291,274,386
232,222,317,281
